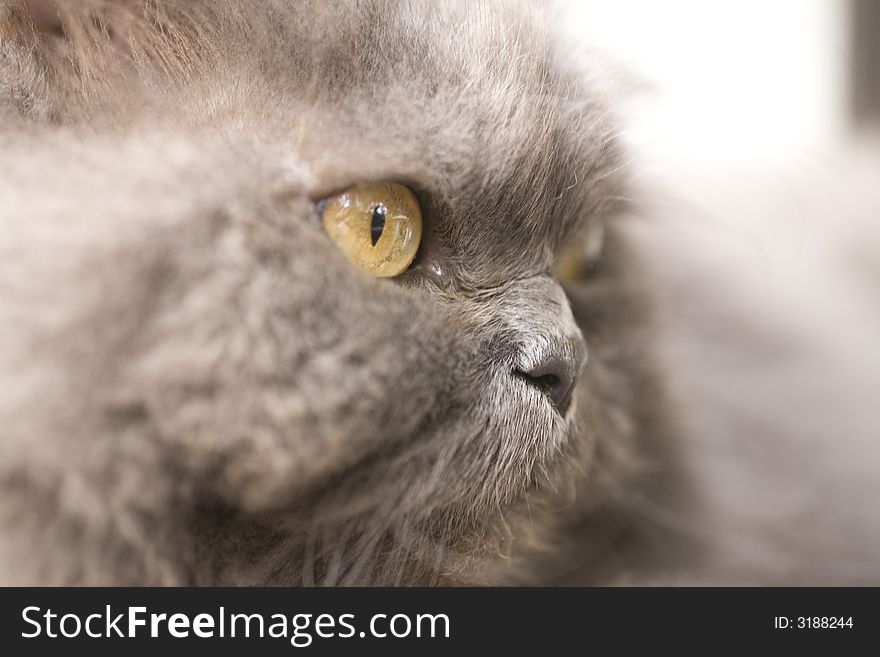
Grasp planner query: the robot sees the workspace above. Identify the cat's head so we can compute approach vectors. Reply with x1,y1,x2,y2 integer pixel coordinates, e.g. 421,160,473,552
8,0,632,584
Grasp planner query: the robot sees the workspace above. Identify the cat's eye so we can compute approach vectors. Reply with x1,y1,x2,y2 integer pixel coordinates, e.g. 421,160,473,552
554,223,605,282
320,182,423,278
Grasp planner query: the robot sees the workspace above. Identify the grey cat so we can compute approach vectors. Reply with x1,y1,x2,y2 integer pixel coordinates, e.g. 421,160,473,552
2,0,673,585
13,0,867,586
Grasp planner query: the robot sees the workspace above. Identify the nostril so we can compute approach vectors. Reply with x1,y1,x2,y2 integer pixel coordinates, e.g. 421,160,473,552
524,372,562,396
514,351,580,415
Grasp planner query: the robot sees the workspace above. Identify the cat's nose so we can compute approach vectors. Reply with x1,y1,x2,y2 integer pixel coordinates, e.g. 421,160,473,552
514,338,586,415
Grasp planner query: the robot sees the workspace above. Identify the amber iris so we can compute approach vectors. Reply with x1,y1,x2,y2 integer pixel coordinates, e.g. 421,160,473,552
321,182,422,278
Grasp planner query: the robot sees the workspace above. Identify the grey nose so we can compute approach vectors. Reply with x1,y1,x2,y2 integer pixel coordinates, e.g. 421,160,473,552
514,340,586,415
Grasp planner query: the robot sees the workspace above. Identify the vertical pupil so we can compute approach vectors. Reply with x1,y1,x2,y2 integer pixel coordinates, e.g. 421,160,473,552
370,204,387,246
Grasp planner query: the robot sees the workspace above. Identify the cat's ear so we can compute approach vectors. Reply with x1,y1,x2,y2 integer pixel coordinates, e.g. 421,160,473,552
14,0,64,37
5,1,76,42
4,0,147,105
6,0,135,56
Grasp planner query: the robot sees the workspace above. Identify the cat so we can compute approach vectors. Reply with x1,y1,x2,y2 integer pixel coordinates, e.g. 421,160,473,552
0,0,681,585
6,0,876,587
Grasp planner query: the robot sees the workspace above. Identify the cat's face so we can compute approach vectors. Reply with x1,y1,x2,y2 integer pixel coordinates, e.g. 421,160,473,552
253,2,622,569
286,17,612,455
4,0,630,584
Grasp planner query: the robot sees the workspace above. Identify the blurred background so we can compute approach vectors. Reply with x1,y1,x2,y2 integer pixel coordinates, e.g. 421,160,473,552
563,0,879,318
565,1,880,582
572,0,875,157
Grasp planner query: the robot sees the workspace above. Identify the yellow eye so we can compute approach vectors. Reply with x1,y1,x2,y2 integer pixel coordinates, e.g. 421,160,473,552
320,182,423,278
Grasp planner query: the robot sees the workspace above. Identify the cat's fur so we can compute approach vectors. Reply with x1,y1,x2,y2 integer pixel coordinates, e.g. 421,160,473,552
9,0,874,587
0,0,686,585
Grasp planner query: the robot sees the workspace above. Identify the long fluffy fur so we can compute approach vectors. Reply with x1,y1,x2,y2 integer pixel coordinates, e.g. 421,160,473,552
4,1,875,586
1,0,670,585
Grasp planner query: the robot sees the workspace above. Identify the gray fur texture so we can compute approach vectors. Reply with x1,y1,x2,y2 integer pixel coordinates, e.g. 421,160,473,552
1,0,673,585
15,0,875,588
